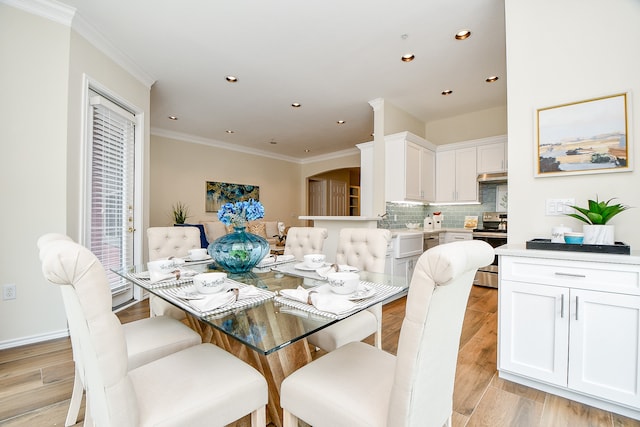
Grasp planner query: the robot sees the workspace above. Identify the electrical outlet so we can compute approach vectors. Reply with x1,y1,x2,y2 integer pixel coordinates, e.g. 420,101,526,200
3,284,16,300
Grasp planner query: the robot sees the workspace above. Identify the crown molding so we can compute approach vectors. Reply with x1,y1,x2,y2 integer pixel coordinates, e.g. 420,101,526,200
3,0,156,88
151,127,360,165
1,0,74,25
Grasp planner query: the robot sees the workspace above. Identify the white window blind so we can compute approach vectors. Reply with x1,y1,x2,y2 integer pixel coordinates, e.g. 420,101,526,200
89,93,135,295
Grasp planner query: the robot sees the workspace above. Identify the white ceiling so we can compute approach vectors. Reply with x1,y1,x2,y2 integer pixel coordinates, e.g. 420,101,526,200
59,0,506,160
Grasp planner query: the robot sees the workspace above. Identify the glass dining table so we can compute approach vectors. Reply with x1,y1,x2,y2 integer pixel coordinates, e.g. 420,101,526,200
115,259,407,427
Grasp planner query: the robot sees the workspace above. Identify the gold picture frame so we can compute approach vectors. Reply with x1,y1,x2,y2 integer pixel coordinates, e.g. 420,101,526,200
535,93,630,177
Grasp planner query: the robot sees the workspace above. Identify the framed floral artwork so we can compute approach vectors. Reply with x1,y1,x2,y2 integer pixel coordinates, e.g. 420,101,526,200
535,93,630,177
205,181,259,212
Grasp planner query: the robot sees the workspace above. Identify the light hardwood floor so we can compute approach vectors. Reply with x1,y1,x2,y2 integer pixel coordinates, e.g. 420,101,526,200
2,286,640,426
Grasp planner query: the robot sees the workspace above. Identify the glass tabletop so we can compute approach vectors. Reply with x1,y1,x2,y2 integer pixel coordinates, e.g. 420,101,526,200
115,261,407,355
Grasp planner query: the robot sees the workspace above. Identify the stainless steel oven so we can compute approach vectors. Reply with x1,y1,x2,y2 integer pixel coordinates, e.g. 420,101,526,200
472,212,507,288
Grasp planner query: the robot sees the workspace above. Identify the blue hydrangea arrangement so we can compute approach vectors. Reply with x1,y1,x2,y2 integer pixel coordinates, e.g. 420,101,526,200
217,199,265,227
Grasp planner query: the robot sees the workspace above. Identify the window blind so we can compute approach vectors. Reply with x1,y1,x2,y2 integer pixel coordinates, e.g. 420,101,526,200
89,93,135,294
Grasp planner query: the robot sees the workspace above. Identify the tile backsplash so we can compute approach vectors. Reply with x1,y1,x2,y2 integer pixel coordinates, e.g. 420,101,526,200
379,183,507,230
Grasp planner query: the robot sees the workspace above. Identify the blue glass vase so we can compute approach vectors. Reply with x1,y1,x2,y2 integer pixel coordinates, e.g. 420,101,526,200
208,226,269,273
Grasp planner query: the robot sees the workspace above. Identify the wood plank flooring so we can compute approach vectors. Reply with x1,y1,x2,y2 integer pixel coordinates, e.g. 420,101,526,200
2,286,640,426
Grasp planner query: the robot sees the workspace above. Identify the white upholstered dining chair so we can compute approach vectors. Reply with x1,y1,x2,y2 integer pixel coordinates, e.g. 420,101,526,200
281,240,494,427
147,226,202,320
283,227,328,260
306,227,391,351
40,238,267,427
37,234,203,427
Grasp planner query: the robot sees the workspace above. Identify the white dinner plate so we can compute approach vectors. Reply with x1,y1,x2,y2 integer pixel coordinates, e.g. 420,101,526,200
294,262,329,271
175,288,206,300
346,284,376,300
184,255,212,262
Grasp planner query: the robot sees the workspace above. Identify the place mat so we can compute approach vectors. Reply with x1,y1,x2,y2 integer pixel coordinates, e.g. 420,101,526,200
155,279,275,317
128,271,196,289
274,280,402,319
272,261,325,280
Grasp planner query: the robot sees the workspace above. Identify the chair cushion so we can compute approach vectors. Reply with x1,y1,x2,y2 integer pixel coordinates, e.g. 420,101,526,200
281,341,395,427
122,315,201,370
306,310,377,351
174,223,208,248
129,343,267,427
247,221,268,239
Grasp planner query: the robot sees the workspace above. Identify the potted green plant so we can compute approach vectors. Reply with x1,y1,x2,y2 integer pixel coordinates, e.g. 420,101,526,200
172,202,190,225
566,196,630,245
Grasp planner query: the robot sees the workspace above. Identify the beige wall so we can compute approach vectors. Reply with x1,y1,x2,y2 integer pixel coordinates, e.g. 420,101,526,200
0,3,151,345
505,0,640,247
425,105,508,145
383,100,426,138
0,5,70,343
150,134,303,229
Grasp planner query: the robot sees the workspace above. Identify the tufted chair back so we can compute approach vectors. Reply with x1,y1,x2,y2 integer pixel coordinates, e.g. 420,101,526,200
284,227,328,260
147,227,201,261
335,228,391,273
388,240,494,426
40,239,139,426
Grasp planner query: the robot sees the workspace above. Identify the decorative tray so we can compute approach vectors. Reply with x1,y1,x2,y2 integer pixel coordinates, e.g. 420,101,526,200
526,239,630,255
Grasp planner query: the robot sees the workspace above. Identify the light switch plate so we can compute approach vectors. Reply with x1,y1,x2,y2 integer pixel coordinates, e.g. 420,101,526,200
546,198,575,216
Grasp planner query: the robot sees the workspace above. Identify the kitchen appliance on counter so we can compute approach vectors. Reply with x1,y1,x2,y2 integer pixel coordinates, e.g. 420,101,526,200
472,212,508,288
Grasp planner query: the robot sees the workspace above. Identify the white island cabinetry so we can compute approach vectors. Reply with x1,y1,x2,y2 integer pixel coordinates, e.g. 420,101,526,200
497,247,640,419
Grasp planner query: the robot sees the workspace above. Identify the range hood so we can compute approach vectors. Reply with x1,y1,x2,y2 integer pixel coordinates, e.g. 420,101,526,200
477,172,508,183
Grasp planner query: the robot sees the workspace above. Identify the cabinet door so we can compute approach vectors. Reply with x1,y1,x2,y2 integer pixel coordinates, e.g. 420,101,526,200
499,280,569,386
421,148,435,201
436,150,456,202
455,147,478,202
477,142,506,173
405,142,422,200
568,289,640,408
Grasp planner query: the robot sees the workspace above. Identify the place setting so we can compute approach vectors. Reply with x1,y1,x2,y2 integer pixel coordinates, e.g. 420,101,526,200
274,253,359,281
158,272,275,316
275,271,379,319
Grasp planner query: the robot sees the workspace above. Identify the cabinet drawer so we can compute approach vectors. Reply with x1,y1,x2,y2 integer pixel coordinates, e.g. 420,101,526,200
501,256,640,295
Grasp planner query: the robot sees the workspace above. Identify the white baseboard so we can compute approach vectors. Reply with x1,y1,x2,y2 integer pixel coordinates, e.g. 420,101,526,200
0,328,69,350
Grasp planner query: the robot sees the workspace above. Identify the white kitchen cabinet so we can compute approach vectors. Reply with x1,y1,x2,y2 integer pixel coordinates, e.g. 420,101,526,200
385,132,436,203
499,254,640,417
435,147,477,203
477,141,507,173
438,231,472,245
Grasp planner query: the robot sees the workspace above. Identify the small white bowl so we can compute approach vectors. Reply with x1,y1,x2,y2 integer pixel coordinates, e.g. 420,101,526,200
193,272,227,294
303,253,326,269
406,223,421,229
326,272,359,295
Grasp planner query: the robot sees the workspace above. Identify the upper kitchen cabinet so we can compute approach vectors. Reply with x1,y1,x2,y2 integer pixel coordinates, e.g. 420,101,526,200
477,136,508,173
385,132,436,203
436,146,478,203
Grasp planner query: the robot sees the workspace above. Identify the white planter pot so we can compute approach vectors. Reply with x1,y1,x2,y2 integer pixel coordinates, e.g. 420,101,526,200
582,224,615,245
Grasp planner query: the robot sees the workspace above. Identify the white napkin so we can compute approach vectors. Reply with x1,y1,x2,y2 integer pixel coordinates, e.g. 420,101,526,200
257,254,295,267
315,264,359,279
149,267,197,284
279,286,356,315
189,285,261,312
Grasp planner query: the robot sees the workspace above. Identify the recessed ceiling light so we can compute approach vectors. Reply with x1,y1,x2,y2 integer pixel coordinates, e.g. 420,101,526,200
304,149,311,153
455,30,471,40
225,130,235,134
485,76,499,83
291,102,301,108
337,120,346,124
269,139,277,145
401,53,415,62
441,90,453,96
225,75,238,82
168,115,178,120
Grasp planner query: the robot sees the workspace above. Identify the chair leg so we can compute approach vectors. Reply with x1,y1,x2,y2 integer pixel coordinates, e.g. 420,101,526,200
282,409,299,427
65,368,83,426
374,321,382,349
444,414,452,427
250,405,266,427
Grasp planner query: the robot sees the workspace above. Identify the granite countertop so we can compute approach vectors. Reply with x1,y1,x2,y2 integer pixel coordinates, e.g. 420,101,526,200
496,243,640,265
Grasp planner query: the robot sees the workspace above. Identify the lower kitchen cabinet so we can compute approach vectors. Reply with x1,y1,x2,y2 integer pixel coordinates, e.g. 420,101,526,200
498,254,640,418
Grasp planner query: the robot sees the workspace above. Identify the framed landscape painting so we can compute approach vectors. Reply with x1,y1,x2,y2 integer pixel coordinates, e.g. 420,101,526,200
535,93,630,177
205,181,259,212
